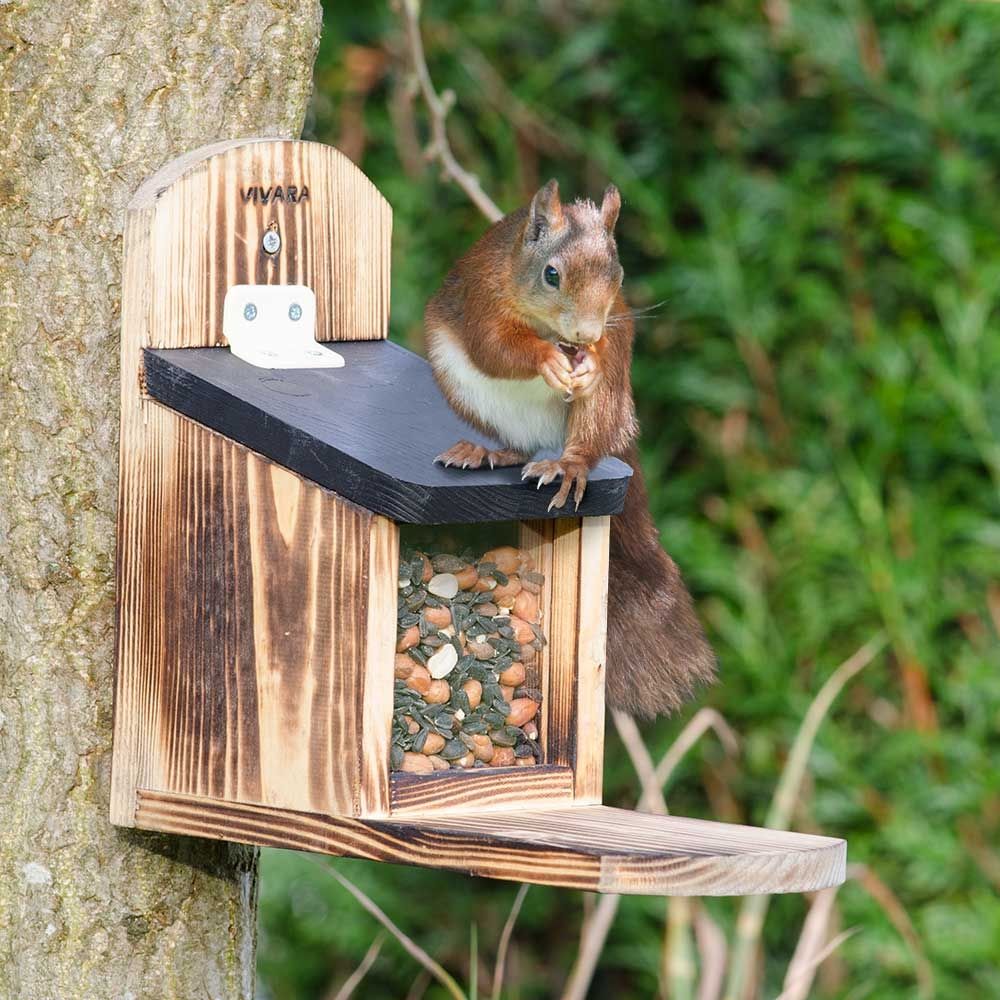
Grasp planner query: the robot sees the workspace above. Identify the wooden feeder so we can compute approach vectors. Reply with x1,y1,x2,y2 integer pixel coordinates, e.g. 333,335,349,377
111,138,845,896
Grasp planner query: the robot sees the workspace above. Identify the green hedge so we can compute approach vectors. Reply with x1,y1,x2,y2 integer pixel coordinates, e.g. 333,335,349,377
258,2,1000,997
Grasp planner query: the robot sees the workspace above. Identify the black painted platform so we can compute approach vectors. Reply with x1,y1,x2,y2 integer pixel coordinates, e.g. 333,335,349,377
143,340,632,524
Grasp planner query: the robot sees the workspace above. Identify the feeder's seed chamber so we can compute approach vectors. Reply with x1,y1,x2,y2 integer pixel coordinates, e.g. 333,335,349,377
392,532,548,776
110,138,847,896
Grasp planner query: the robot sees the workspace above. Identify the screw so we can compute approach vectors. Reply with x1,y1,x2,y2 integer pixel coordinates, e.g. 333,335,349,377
288,303,303,322
243,303,257,321
262,229,281,254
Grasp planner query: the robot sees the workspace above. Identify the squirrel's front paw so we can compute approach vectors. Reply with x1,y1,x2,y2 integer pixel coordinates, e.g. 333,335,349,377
538,346,574,396
436,440,526,470
521,458,589,510
569,349,602,399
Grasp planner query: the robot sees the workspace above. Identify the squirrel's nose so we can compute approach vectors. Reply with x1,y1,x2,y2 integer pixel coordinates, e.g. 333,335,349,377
576,320,604,344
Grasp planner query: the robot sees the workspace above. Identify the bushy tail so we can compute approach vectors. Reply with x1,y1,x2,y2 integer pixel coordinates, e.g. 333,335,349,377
605,445,716,718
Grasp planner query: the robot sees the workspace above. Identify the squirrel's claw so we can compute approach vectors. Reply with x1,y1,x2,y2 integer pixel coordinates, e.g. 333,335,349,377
523,459,588,510
439,441,527,470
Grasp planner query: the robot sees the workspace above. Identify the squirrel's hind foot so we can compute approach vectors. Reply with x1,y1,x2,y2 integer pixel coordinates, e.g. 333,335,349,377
521,458,589,511
435,440,527,470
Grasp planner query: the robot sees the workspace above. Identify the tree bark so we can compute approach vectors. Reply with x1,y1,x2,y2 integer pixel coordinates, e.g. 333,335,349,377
0,3,322,997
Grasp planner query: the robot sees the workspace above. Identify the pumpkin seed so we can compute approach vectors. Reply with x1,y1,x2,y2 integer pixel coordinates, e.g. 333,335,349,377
440,739,467,760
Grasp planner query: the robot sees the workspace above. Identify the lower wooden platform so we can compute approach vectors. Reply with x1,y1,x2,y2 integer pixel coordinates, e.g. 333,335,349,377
135,789,845,896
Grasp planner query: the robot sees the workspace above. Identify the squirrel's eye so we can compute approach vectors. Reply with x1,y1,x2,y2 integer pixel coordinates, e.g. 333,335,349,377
543,265,560,288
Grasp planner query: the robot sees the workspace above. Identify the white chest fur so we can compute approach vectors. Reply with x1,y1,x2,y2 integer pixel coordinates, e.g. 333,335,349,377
428,331,567,454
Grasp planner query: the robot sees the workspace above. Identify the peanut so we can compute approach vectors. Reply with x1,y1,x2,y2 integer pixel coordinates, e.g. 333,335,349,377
508,615,535,644
506,698,540,728
401,752,434,774
425,679,451,704
481,547,522,575
424,605,452,628
405,664,432,695
461,678,483,710
512,589,539,623
396,625,419,652
499,662,526,686
470,734,494,762
493,575,522,607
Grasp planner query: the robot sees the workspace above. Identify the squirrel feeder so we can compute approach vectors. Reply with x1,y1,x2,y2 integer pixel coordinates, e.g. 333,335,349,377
110,138,845,896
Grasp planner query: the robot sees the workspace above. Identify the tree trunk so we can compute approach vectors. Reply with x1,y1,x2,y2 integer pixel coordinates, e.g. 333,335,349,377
0,3,322,997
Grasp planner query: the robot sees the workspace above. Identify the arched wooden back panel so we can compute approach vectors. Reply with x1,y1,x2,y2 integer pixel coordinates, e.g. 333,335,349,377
126,137,391,352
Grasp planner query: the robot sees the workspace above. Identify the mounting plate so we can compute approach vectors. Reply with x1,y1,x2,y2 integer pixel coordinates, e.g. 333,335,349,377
222,284,344,370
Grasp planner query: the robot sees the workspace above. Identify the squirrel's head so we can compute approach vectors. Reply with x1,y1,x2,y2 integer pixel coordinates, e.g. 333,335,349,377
513,179,624,347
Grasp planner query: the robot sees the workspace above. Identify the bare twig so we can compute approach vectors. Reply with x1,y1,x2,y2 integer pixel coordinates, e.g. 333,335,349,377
491,883,530,1000
848,863,933,999
328,933,386,1000
664,897,697,1000
610,710,696,999
560,894,621,1000
652,708,740,792
405,969,433,1000
309,860,468,1000
613,708,670,815
723,633,888,1000
399,0,503,223
773,928,858,1000
693,904,727,1000
776,888,841,1000
561,708,741,1000
767,633,888,830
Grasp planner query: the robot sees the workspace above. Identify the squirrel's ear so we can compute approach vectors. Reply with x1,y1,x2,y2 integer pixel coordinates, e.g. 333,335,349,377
526,179,564,242
600,185,621,234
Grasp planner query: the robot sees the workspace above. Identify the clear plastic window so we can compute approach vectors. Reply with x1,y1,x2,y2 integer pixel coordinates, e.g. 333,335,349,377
391,522,546,775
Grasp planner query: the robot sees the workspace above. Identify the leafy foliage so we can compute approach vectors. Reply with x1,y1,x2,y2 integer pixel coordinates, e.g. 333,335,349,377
258,1,1000,997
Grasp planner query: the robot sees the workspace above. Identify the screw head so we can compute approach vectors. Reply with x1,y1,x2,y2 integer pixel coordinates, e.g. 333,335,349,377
243,303,257,321
288,303,303,322
262,229,281,254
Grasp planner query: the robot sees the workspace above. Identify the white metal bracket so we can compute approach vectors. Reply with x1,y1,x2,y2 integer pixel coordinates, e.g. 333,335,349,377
222,284,345,370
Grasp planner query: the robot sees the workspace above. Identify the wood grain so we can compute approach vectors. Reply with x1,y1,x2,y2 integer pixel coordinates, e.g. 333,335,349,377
113,408,373,821
141,343,632,524
546,519,582,770
133,138,391,345
389,766,574,816
574,516,610,802
135,790,847,896
359,516,399,817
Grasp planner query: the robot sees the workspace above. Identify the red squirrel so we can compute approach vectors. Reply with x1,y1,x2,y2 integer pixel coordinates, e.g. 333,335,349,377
424,179,716,718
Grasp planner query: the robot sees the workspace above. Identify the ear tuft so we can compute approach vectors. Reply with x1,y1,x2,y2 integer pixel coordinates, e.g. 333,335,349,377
526,179,564,242
600,184,621,234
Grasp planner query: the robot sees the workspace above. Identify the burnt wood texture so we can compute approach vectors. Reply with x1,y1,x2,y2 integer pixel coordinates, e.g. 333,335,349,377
112,139,847,898
136,790,847,896
112,139,397,826
142,341,632,524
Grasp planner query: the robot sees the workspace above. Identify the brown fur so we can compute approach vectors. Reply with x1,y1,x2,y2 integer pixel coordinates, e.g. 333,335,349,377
425,181,716,718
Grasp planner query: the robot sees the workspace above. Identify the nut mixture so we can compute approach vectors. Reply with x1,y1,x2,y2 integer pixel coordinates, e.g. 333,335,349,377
391,545,546,774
